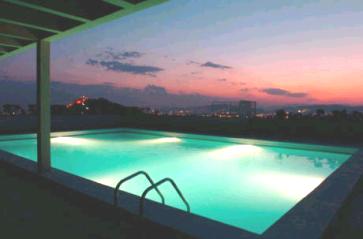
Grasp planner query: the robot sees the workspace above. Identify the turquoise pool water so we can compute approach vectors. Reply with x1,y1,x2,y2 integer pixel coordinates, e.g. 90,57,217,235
0,129,352,234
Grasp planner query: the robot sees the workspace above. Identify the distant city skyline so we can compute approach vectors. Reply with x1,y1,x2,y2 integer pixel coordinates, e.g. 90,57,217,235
1,0,363,106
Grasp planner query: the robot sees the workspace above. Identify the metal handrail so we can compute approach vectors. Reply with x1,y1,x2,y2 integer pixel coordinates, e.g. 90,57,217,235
113,171,165,207
139,177,190,216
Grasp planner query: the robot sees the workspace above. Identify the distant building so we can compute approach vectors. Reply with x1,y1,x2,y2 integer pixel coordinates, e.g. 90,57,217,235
142,107,160,115
28,104,36,115
66,96,88,109
51,105,68,115
66,96,89,114
1,104,25,116
238,100,257,119
211,101,238,115
211,100,256,119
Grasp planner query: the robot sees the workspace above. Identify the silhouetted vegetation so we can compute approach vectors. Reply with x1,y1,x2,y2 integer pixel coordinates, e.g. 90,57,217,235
275,109,287,120
22,98,146,116
1,98,363,146
114,112,363,146
65,97,144,116
1,104,25,116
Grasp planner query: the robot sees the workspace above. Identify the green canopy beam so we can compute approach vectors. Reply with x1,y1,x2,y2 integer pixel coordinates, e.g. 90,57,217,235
0,35,31,48
0,22,51,41
0,2,82,33
3,0,124,23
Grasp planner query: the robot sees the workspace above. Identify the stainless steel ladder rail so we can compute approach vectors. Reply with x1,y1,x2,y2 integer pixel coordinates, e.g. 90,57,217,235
139,177,190,216
113,171,165,207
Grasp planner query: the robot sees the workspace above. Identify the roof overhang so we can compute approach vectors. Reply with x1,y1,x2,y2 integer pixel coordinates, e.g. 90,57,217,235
0,0,167,60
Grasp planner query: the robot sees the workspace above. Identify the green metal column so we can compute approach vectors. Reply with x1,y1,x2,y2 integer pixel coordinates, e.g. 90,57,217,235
36,40,51,172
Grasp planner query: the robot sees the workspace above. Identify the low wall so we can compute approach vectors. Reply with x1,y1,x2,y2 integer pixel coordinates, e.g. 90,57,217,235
0,115,123,134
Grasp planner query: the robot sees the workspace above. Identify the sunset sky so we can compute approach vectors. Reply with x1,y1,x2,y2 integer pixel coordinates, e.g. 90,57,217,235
1,0,363,106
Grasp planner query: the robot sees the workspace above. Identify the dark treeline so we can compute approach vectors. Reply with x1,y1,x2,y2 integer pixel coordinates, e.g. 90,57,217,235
65,97,144,116
0,98,145,117
275,108,363,121
1,99,363,146
113,114,363,147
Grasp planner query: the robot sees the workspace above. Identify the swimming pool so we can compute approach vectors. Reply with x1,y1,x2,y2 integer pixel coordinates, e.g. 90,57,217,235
0,128,354,234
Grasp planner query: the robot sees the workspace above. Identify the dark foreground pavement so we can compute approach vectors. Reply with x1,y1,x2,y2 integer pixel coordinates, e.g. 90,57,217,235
0,162,194,239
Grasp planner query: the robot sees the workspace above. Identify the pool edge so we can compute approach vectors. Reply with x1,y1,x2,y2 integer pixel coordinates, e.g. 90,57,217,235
0,127,357,154
261,148,363,239
0,130,362,239
0,149,258,239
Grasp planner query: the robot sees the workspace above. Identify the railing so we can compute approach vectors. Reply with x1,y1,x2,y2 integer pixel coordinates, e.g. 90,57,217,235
113,171,165,207
139,177,190,216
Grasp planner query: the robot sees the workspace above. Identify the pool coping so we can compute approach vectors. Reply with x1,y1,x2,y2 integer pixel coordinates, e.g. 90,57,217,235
0,127,357,154
0,149,258,239
261,147,363,239
0,128,362,239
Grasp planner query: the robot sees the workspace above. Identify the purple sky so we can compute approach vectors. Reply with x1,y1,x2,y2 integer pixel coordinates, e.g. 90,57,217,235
1,0,363,106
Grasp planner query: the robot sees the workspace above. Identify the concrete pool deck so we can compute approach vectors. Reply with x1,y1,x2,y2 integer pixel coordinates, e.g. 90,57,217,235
0,131,362,239
0,157,194,239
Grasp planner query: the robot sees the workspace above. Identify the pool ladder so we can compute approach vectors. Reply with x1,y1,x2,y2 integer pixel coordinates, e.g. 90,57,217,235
113,170,190,216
